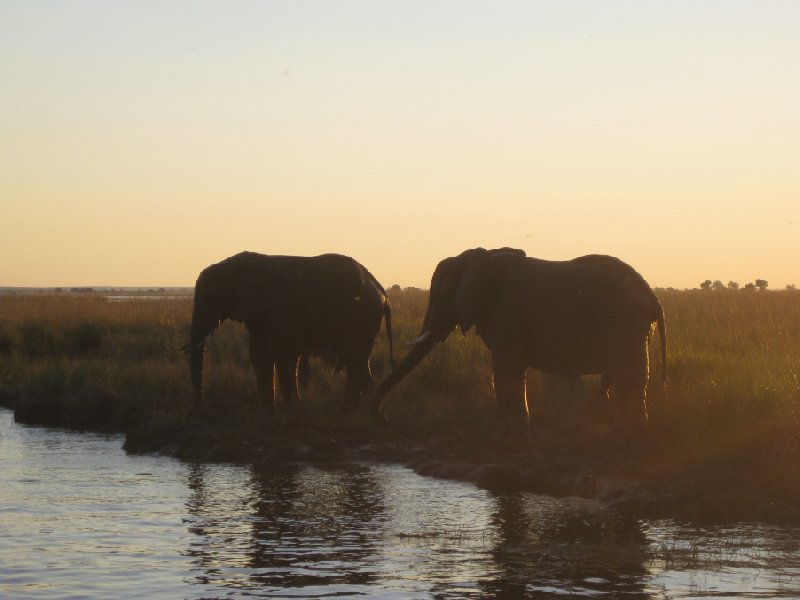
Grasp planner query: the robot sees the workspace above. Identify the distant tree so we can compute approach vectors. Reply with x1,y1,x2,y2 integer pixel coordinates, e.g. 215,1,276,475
755,279,768,292
787,284,797,291
712,280,725,291
390,284,401,293
727,281,739,291
700,280,712,291
744,282,756,291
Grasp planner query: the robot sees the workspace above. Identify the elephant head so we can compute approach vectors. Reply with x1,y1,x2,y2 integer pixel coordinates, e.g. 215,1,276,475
181,252,281,406
370,247,525,423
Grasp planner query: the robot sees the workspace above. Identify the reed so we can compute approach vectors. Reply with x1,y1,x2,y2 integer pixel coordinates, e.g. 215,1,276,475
0,289,798,494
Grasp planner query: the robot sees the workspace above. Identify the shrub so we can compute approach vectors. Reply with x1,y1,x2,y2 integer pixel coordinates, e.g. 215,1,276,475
19,321,53,359
68,321,104,355
0,325,14,355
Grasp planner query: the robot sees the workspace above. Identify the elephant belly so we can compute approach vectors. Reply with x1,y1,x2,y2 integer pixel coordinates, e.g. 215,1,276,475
300,306,382,357
522,334,610,377
527,352,604,378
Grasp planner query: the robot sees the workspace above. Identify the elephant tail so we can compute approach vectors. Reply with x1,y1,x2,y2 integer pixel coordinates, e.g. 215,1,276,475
384,299,395,368
657,305,666,383
362,266,395,368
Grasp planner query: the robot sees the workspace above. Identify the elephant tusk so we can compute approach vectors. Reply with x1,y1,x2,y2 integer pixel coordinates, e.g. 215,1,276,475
405,330,432,348
180,332,214,353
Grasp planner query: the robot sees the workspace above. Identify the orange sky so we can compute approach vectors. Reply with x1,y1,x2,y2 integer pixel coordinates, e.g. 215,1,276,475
1,2,798,289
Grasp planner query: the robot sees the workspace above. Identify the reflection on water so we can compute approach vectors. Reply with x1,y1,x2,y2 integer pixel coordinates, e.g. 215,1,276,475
1,408,799,599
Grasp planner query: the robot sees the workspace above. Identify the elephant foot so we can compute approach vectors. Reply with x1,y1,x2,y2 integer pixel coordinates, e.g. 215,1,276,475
489,429,509,444
187,403,215,423
370,410,389,428
491,424,532,450
256,402,275,418
337,402,358,416
506,431,533,451
608,420,647,447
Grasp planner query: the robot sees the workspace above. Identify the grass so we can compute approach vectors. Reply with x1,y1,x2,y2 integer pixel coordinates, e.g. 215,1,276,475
0,288,799,516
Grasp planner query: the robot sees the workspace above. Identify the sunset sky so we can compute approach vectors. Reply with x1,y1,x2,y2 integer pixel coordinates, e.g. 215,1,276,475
2,1,798,289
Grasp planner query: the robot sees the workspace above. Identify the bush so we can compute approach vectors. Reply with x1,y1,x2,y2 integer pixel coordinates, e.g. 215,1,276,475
0,325,14,355
19,321,53,359
68,321,104,355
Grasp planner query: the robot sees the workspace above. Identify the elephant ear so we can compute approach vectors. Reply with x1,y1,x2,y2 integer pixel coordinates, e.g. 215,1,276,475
454,247,524,334
454,248,498,334
232,266,282,322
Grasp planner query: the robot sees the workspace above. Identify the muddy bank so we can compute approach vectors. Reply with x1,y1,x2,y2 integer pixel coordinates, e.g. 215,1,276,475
126,416,800,523
3,391,798,524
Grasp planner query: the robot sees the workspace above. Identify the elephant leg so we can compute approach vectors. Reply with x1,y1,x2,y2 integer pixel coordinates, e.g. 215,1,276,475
297,353,311,389
600,374,611,401
249,337,275,413
612,341,650,435
614,379,649,437
492,354,529,439
276,357,301,408
339,357,373,414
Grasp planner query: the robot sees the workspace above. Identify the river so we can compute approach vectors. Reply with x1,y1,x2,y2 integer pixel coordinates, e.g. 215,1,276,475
1,408,799,599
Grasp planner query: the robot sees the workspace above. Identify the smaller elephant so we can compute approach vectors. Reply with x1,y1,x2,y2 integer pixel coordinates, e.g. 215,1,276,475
182,252,394,414
371,248,666,438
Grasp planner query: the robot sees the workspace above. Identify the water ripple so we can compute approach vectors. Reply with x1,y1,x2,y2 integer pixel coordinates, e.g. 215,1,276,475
1,408,800,598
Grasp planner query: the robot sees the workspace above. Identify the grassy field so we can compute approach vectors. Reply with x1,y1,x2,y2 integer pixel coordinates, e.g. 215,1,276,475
0,288,799,515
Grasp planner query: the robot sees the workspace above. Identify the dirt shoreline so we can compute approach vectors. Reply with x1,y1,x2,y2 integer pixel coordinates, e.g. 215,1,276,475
3,391,798,524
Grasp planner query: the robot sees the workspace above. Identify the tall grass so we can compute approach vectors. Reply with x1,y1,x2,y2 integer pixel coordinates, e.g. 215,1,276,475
654,290,800,501
0,289,798,461
660,290,800,428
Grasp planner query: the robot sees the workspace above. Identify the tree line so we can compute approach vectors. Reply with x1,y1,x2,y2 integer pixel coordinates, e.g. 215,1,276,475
698,279,798,292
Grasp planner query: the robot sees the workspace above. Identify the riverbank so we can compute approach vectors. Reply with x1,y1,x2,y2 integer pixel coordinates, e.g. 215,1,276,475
1,291,798,524
3,387,798,524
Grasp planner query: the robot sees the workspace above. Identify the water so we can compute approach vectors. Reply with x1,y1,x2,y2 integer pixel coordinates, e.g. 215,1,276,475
1,408,799,599
105,295,189,302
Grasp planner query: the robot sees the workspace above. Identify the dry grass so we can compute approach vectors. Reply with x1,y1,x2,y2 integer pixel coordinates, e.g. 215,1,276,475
0,288,799,499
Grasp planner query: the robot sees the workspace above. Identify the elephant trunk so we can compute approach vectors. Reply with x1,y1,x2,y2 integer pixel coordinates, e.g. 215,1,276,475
370,327,442,424
183,310,221,410
189,344,205,408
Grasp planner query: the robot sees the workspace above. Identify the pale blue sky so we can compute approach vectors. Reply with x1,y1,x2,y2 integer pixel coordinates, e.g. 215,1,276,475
2,1,798,287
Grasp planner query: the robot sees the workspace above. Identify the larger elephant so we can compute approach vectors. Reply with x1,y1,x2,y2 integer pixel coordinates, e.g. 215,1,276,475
370,248,666,437
183,252,394,413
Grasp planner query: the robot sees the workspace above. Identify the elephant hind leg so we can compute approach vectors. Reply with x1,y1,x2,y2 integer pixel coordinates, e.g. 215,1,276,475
609,354,650,436
249,338,275,414
297,353,311,389
614,379,649,436
339,358,373,414
602,336,651,435
599,374,611,401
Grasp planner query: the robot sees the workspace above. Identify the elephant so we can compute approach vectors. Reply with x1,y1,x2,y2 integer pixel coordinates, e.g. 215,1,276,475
370,247,666,438
182,251,394,414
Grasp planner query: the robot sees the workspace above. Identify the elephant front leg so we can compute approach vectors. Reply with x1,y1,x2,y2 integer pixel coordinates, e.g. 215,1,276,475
249,337,276,414
297,353,311,389
491,354,529,441
276,357,302,408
